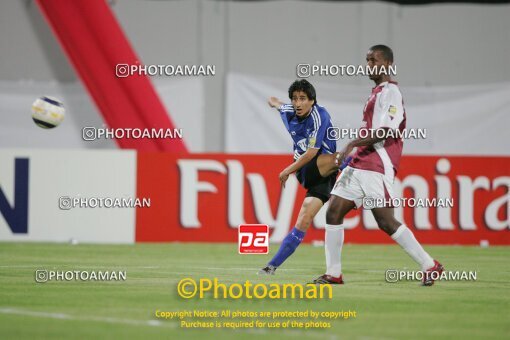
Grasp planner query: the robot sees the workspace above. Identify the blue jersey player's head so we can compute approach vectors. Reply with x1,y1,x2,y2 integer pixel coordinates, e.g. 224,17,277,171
288,79,316,118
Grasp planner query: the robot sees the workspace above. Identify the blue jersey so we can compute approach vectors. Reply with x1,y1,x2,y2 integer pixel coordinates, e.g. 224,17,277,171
278,104,336,160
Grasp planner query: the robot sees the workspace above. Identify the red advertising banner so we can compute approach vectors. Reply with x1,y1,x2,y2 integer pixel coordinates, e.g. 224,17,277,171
136,154,509,245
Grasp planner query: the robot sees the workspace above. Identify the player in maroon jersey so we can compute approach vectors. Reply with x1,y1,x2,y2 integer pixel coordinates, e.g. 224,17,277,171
312,45,443,286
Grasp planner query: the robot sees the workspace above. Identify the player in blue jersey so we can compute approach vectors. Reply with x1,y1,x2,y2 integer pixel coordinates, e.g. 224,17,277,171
258,79,350,275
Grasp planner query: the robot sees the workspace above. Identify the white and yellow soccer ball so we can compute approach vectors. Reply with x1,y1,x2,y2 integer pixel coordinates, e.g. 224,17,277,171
31,96,65,129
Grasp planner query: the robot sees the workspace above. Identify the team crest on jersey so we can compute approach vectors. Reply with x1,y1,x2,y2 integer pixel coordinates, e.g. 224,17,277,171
388,105,397,119
308,137,316,148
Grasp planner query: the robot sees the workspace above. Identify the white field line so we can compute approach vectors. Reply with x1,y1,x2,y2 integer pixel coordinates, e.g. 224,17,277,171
0,307,171,328
0,308,339,338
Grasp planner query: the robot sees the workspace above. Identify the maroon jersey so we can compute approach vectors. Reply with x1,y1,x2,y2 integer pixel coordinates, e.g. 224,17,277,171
350,81,406,178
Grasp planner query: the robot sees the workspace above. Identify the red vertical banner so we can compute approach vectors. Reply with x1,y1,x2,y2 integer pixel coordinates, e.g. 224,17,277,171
36,0,187,152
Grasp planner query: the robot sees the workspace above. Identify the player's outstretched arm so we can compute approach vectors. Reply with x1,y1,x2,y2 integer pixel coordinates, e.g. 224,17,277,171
279,147,319,187
268,96,284,110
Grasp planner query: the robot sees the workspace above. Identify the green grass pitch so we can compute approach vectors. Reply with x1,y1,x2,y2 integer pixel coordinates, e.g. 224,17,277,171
0,242,508,339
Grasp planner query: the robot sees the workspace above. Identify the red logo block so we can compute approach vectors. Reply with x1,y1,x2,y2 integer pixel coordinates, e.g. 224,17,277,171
238,224,269,254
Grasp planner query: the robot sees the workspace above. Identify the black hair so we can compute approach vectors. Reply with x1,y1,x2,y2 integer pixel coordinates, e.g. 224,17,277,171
369,44,394,63
288,79,317,104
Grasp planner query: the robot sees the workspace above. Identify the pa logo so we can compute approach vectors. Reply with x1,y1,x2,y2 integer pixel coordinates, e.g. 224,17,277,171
238,224,269,254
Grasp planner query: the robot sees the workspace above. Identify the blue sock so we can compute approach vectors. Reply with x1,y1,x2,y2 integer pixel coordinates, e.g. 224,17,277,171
268,227,306,267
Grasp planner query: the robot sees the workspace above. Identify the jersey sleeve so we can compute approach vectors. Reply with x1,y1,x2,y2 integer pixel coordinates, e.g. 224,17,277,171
307,107,329,149
278,104,294,130
279,104,294,118
376,86,404,130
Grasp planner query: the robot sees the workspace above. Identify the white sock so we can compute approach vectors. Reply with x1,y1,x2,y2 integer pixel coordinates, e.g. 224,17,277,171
325,224,344,277
391,225,434,271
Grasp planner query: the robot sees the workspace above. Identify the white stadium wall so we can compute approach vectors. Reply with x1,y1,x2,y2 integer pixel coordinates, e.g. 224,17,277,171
225,74,510,156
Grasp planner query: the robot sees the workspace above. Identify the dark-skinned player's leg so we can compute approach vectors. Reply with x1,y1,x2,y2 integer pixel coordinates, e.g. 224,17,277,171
312,194,355,284
370,207,401,235
371,206,443,285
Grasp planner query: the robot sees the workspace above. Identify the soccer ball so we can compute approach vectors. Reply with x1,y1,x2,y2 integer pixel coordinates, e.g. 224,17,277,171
31,96,65,129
